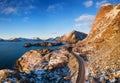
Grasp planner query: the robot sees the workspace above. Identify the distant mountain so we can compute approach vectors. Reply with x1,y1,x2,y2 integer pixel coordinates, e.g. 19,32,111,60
8,38,24,42
46,38,54,41
7,37,43,42
31,37,43,41
46,37,60,42
0,38,4,41
60,30,87,43
55,37,60,41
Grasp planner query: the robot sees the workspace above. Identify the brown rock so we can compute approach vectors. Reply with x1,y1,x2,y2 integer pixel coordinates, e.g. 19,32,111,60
0,70,7,80
47,50,69,69
63,75,71,80
75,4,120,76
47,43,52,46
60,30,87,43
0,69,15,81
24,43,32,47
16,46,85,83
16,49,51,73
46,49,84,83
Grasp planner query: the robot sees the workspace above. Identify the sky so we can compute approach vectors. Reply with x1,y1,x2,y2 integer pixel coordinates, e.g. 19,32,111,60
0,0,119,39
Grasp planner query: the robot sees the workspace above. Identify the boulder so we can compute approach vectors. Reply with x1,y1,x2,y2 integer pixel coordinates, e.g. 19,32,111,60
24,43,32,47
16,49,52,73
0,69,15,81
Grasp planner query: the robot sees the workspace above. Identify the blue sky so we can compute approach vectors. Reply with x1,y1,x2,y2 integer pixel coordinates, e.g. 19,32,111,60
0,0,119,39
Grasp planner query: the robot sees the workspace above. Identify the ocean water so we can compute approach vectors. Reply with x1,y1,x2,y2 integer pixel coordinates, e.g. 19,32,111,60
0,41,61,69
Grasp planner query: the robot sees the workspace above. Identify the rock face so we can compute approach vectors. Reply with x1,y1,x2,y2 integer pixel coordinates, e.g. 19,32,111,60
60,30,87,43
16,49,52,73
16,48,85,83
75,4,120,77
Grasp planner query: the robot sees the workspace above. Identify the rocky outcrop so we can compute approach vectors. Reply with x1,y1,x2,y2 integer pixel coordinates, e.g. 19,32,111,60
74,4,120,79
0,69,9,80
0,69,15,82
24,41,63,47
16,49,52,73
24,43,32,47
1,3,120,83
16,48,85,83
60,30,87,43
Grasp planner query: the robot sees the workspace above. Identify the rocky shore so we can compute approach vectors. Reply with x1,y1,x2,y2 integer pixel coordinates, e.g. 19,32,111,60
0,4,120,83
0,48,84,83
24,41,63,47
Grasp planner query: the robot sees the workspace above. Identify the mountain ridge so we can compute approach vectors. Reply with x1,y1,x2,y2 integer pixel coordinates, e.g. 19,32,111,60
60,30,87,43
74,4,120,76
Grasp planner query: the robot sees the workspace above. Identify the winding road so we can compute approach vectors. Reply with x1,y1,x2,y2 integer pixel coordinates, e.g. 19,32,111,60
72,52,85,83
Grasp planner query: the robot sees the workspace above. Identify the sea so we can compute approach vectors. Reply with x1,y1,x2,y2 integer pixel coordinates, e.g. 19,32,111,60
0,41,62,69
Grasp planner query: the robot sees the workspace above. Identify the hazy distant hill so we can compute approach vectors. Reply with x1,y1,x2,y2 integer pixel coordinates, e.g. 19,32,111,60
0,38,4,41
7,37,43,42
45,37,60,42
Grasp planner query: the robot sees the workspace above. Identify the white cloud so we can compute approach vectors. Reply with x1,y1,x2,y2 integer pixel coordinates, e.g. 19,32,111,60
75,24,82,28
83,0,93,7
75,14,95,28
1,7,17,15
75,14,95,22
0,0,36,15
23,17,29,22
96,0,111,8
47,3,63,11
75,22,93,28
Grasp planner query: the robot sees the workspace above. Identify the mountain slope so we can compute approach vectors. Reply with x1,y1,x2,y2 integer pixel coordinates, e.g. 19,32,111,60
60,30,87,43
74,4,120,76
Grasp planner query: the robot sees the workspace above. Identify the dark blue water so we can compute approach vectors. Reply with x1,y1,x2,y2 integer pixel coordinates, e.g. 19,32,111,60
0,41,61,69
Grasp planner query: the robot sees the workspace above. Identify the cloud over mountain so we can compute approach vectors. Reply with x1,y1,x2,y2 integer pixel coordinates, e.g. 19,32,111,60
96,0,111,8
75,14,95,28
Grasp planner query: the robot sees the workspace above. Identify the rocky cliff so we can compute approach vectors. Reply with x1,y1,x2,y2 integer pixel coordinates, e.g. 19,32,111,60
74,4,120,78
0,4,120,83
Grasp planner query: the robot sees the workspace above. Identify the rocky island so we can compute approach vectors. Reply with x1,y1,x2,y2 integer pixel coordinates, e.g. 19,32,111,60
24,41,63,47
